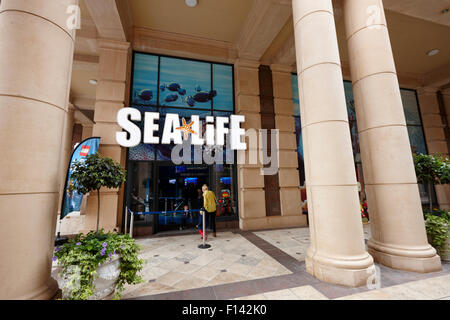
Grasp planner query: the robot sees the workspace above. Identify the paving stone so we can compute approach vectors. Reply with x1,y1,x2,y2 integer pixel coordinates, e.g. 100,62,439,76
236,256,261,267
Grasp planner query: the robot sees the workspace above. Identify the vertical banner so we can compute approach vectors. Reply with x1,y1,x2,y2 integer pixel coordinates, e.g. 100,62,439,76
60,137,101,219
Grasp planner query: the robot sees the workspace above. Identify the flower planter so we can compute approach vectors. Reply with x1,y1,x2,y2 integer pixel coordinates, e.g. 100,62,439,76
57,255,121,300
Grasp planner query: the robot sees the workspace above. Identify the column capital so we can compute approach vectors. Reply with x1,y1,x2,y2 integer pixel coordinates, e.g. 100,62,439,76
235,58,260,70
98,39,131,52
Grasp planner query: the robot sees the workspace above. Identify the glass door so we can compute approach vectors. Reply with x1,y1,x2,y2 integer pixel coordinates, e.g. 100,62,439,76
127,161,155,227
156,163,210,232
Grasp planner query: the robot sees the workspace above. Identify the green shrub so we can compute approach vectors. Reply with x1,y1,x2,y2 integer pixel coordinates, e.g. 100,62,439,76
425,214,449,257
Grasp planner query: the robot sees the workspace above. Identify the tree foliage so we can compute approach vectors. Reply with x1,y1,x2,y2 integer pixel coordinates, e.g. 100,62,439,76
68,153,126,231
413,153,450,185
68,153,126,195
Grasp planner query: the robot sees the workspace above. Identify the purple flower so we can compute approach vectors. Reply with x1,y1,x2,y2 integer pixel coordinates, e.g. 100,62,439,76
52,256,57,262
113,251,117,256
76,242,81,246
102,242,107,248
109,258,112,263
120,245,124,249
55,246,61,252
108,253,113,258
100,248,106,256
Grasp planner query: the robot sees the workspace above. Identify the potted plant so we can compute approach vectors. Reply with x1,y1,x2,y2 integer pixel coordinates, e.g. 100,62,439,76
54,230,145,299
54,154,145,299
413,153,450,213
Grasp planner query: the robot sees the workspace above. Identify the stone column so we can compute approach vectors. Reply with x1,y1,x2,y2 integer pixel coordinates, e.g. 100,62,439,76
270,64,306,226
343,0,441,272
235,59,267,231
0,0,77,299
81,124,94,141
83,39,130,233
292,0,373,287
417,87,450,210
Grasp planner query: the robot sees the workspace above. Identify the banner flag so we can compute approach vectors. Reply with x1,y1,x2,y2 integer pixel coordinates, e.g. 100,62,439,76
60,137,101,219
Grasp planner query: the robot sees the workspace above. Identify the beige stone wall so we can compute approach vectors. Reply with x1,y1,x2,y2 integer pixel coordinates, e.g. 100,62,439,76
235,59,267,231
83,39,130,233
271,64,306,226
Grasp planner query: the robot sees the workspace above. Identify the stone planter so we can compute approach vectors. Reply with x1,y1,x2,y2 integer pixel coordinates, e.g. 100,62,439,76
57,255,121,300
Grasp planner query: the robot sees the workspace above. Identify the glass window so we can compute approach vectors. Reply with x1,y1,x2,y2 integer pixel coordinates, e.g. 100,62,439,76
292,74,301,117
131,54,158,106
212,164,238,221
401,89,422,126
159,56,212,109
213,64,234,111
129,53,236,164
127,162,154,226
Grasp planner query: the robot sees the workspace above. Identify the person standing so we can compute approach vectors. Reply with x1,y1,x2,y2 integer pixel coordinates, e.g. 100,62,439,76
198,184,217,239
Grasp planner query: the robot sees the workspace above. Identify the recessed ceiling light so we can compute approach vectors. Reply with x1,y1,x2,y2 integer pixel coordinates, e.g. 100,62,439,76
185,0,197,8
427,49,440,56
89,79,98,85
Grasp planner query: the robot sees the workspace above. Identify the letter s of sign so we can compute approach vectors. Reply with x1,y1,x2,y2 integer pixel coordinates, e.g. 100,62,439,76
116,108,142,148
66,5,81,30
366,5,382,30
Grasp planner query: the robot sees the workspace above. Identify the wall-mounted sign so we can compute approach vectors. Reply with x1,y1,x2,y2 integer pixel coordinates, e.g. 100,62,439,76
116,108,247,151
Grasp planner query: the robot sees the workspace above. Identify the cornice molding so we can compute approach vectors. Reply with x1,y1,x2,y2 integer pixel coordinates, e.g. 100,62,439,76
98,39,131,51
133,27,238,63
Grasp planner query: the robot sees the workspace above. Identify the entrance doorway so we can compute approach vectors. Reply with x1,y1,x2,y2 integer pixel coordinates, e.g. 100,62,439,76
156,164,209,232
125,161,238,235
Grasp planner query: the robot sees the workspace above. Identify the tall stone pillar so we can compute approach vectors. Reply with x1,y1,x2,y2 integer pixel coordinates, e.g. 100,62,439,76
270,64,306,226
343,0,441,272
417,87,450,210
84,39,130,233
0,0,77,299
235,59,267,231
292,0,373,287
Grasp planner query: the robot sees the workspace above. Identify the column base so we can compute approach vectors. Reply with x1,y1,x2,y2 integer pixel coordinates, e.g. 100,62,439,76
368,241,442,273
12,277,59,300
306,251,374,287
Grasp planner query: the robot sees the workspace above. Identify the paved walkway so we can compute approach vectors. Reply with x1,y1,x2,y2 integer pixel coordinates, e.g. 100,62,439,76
120,225,450,300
